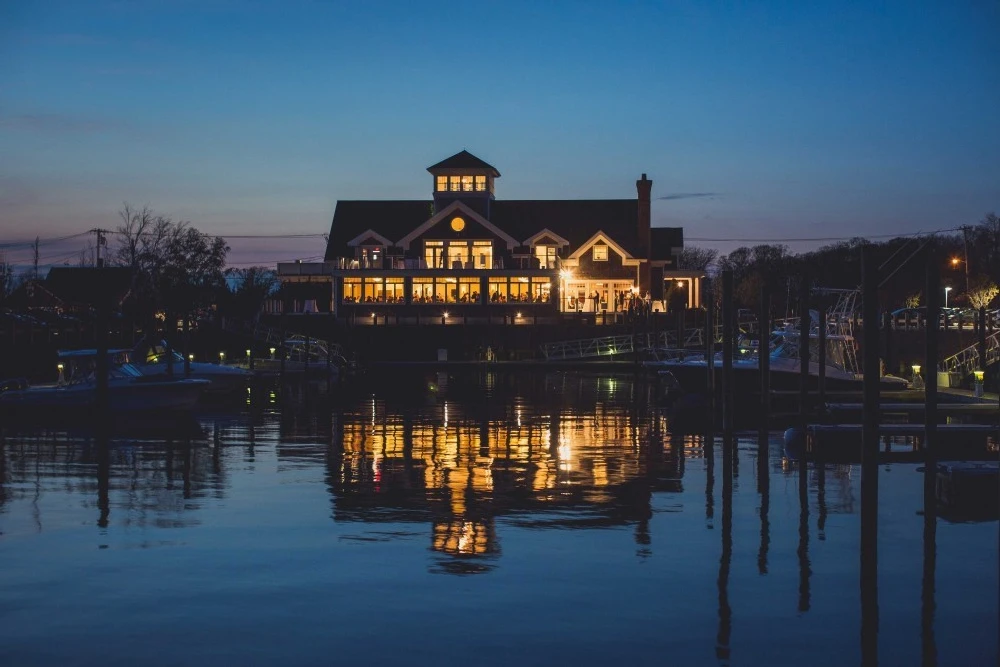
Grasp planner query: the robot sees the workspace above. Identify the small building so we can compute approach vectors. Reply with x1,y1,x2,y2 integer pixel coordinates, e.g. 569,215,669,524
278,151,703,322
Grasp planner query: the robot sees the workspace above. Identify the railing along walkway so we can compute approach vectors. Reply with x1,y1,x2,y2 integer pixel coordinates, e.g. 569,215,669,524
223,318,344,358
540,328,705,360
939,330,1000,377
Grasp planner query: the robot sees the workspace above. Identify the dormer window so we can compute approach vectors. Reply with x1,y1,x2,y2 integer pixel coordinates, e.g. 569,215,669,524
593,245,608,261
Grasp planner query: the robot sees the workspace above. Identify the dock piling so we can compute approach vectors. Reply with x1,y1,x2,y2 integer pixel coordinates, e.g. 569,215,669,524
817,302,827,405
721,270,734,432
705,278,715,417
759,283,770,436
925,246,939,449
860,245,880,664
798,272,810,423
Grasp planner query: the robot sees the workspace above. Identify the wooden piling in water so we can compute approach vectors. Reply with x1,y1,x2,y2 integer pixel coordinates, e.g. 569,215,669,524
925,247,939,447
798,272,810,423
860,244,880,666
817,302,827,405
705,279,715,417
722,270,734,432
759,283,770,434
95,282,110,415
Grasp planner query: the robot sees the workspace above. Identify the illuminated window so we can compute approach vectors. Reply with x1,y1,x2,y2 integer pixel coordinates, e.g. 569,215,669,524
447,241,469,269
438,277,454,303
488,277,508,303
342,277,361,303
436,176,448,192
384,277,405,303
461,175,474,192
458,277,480,304
448,176,462,191
534,245,557,269
424,241,444,269
509,276,531,302
473,240,493,269
362,276,383,303
592,245,608,261
450,216,466,232
412,277,434,303
531,278,551,303
475,175,487,191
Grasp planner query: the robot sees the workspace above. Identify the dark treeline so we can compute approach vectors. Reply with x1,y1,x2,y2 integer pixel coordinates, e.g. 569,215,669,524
1,203,279,337
681,213,1000,316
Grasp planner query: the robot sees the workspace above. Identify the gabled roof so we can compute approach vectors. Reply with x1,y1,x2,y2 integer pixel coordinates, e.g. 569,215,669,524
322,198,660,260
324,201,432,261
427,150,500,176
489,200,641,256
397,200,519,250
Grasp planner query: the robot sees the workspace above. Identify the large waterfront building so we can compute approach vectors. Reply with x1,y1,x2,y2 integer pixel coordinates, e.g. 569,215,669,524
278,151,703,321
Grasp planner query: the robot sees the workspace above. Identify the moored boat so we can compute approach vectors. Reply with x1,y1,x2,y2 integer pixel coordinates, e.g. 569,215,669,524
0,349,209,414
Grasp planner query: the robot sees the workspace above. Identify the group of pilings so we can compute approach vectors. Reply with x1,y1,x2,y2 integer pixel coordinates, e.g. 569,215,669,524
703,243,967,666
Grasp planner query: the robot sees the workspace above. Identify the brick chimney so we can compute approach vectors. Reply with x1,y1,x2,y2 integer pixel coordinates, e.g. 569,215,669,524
637,173,652,292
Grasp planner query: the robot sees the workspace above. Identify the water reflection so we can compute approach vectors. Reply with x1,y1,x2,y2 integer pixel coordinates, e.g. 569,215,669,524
325,373,685,574
0,371,996,666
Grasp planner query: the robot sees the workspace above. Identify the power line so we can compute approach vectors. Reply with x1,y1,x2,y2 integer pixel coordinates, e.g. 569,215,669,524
685,226,965,243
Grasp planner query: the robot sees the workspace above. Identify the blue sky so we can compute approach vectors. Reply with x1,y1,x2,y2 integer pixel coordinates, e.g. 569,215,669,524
2,0,998,267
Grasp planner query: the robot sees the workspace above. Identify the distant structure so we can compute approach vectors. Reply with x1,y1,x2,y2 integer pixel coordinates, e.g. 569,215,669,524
278,150,703,319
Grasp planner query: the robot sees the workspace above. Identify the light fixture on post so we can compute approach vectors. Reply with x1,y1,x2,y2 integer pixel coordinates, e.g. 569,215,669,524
57,362,64,386
219,351,226,364
269,347,276,360
973,369,985,397
911,364,922,389
944,286,952,308
188,354,194,362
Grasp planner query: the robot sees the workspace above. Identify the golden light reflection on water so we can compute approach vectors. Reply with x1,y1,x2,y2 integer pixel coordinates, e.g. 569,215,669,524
330,379,700,571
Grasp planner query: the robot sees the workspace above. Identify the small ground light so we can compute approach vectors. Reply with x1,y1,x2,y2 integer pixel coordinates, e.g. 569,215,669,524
371,312,376,318
219,351,226,363
57,363,64,385
246,349,251,358
516,312,522,318
188,354,194,361
443,312,449,319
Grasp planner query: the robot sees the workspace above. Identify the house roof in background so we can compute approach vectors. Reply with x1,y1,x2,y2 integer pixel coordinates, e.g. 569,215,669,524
45,266,134,306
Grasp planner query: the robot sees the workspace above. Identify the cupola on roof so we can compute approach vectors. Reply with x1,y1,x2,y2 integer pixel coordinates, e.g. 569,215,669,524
427,150,500,177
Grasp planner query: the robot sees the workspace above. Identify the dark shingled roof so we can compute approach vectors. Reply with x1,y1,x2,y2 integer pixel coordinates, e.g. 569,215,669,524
489,200,640,255
45,266,134,307
324,199,677,261
427,150,500,176
651,227,683,258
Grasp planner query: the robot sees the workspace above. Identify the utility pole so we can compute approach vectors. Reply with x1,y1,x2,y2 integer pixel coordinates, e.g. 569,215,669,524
32,236,40,280
91,228,109,268
961,225,971,294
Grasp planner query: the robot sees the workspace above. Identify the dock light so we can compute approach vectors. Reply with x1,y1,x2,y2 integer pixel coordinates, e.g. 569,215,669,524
246,349,251,358
188,354,194,362
219,351,225,363
371,312,375,318
974,370,985,382
269,347,276,359
912,364,921,376
443,311,449,319
516,312,522,319
57,363,64,385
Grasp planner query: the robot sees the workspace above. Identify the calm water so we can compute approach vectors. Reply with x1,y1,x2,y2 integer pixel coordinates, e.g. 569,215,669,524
1,371,996,666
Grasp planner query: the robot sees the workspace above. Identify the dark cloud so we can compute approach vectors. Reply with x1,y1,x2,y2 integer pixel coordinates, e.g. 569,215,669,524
0,111,130,135
658,192,721,201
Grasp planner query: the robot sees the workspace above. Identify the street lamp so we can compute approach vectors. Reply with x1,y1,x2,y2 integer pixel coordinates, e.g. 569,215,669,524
944,286,952,308
950,257,960,268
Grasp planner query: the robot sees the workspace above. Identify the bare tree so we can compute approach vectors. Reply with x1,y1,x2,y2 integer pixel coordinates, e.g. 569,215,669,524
677,246,718,271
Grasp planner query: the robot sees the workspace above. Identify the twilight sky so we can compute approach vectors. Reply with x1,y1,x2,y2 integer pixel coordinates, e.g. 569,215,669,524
2,0,998,268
